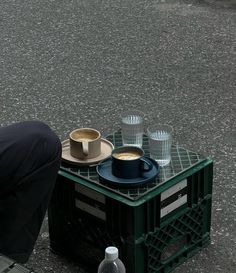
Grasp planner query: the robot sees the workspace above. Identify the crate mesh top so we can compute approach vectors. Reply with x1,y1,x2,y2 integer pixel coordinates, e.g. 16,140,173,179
61,131,206,201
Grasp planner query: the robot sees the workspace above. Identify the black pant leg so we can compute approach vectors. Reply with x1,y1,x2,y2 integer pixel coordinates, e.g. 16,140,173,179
0,121,62,263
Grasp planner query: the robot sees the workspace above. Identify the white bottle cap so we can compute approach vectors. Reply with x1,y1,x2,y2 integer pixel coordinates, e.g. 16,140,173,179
105,246,119,261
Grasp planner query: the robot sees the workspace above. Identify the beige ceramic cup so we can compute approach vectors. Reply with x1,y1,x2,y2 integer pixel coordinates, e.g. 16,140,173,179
69,128,101,159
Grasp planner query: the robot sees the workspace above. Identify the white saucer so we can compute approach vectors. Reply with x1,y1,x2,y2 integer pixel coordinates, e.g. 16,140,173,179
61,138,114,166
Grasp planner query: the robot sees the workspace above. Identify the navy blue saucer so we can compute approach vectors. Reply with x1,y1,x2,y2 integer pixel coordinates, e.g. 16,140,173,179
96,157,160,187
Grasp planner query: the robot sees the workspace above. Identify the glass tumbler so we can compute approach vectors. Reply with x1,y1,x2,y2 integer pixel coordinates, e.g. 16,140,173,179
147,124,173,166
121,110,144,148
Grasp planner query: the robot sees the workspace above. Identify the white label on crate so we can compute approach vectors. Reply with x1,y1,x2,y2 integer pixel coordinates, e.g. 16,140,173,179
74,184,106,220
161,195,187,218
74,184,105,204
75,199,106,221
160,179,187,218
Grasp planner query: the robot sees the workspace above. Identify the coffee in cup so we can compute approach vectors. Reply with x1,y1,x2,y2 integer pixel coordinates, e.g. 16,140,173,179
111,146,153,179
112,151,141,160
69,128,101,159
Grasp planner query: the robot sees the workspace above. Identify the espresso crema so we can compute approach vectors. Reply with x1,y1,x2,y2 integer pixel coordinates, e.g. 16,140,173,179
113,151,141,160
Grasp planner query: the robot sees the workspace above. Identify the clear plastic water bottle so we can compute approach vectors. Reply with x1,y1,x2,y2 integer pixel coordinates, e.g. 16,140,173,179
98,246,126,273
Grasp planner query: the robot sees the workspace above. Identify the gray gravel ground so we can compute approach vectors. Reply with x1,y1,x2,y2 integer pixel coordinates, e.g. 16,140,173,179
0,0,235,272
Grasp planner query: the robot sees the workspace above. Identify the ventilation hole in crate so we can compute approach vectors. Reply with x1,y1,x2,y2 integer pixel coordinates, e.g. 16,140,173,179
64,214,124,251
145,205,205,272
161,235,188,262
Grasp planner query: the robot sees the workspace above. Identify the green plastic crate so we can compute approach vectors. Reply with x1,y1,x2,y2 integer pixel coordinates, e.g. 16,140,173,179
48,132,213,273
0,255,33,273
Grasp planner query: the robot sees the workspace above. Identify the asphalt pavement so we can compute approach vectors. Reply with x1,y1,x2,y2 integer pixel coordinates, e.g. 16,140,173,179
0,0,235,272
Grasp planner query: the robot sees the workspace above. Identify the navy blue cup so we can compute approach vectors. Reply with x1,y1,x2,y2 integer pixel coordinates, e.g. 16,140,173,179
111,146,153,179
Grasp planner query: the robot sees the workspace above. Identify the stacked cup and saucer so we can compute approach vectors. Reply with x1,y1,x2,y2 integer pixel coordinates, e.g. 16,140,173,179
61,128,114,166
97,146,160,187
97,110,160,187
